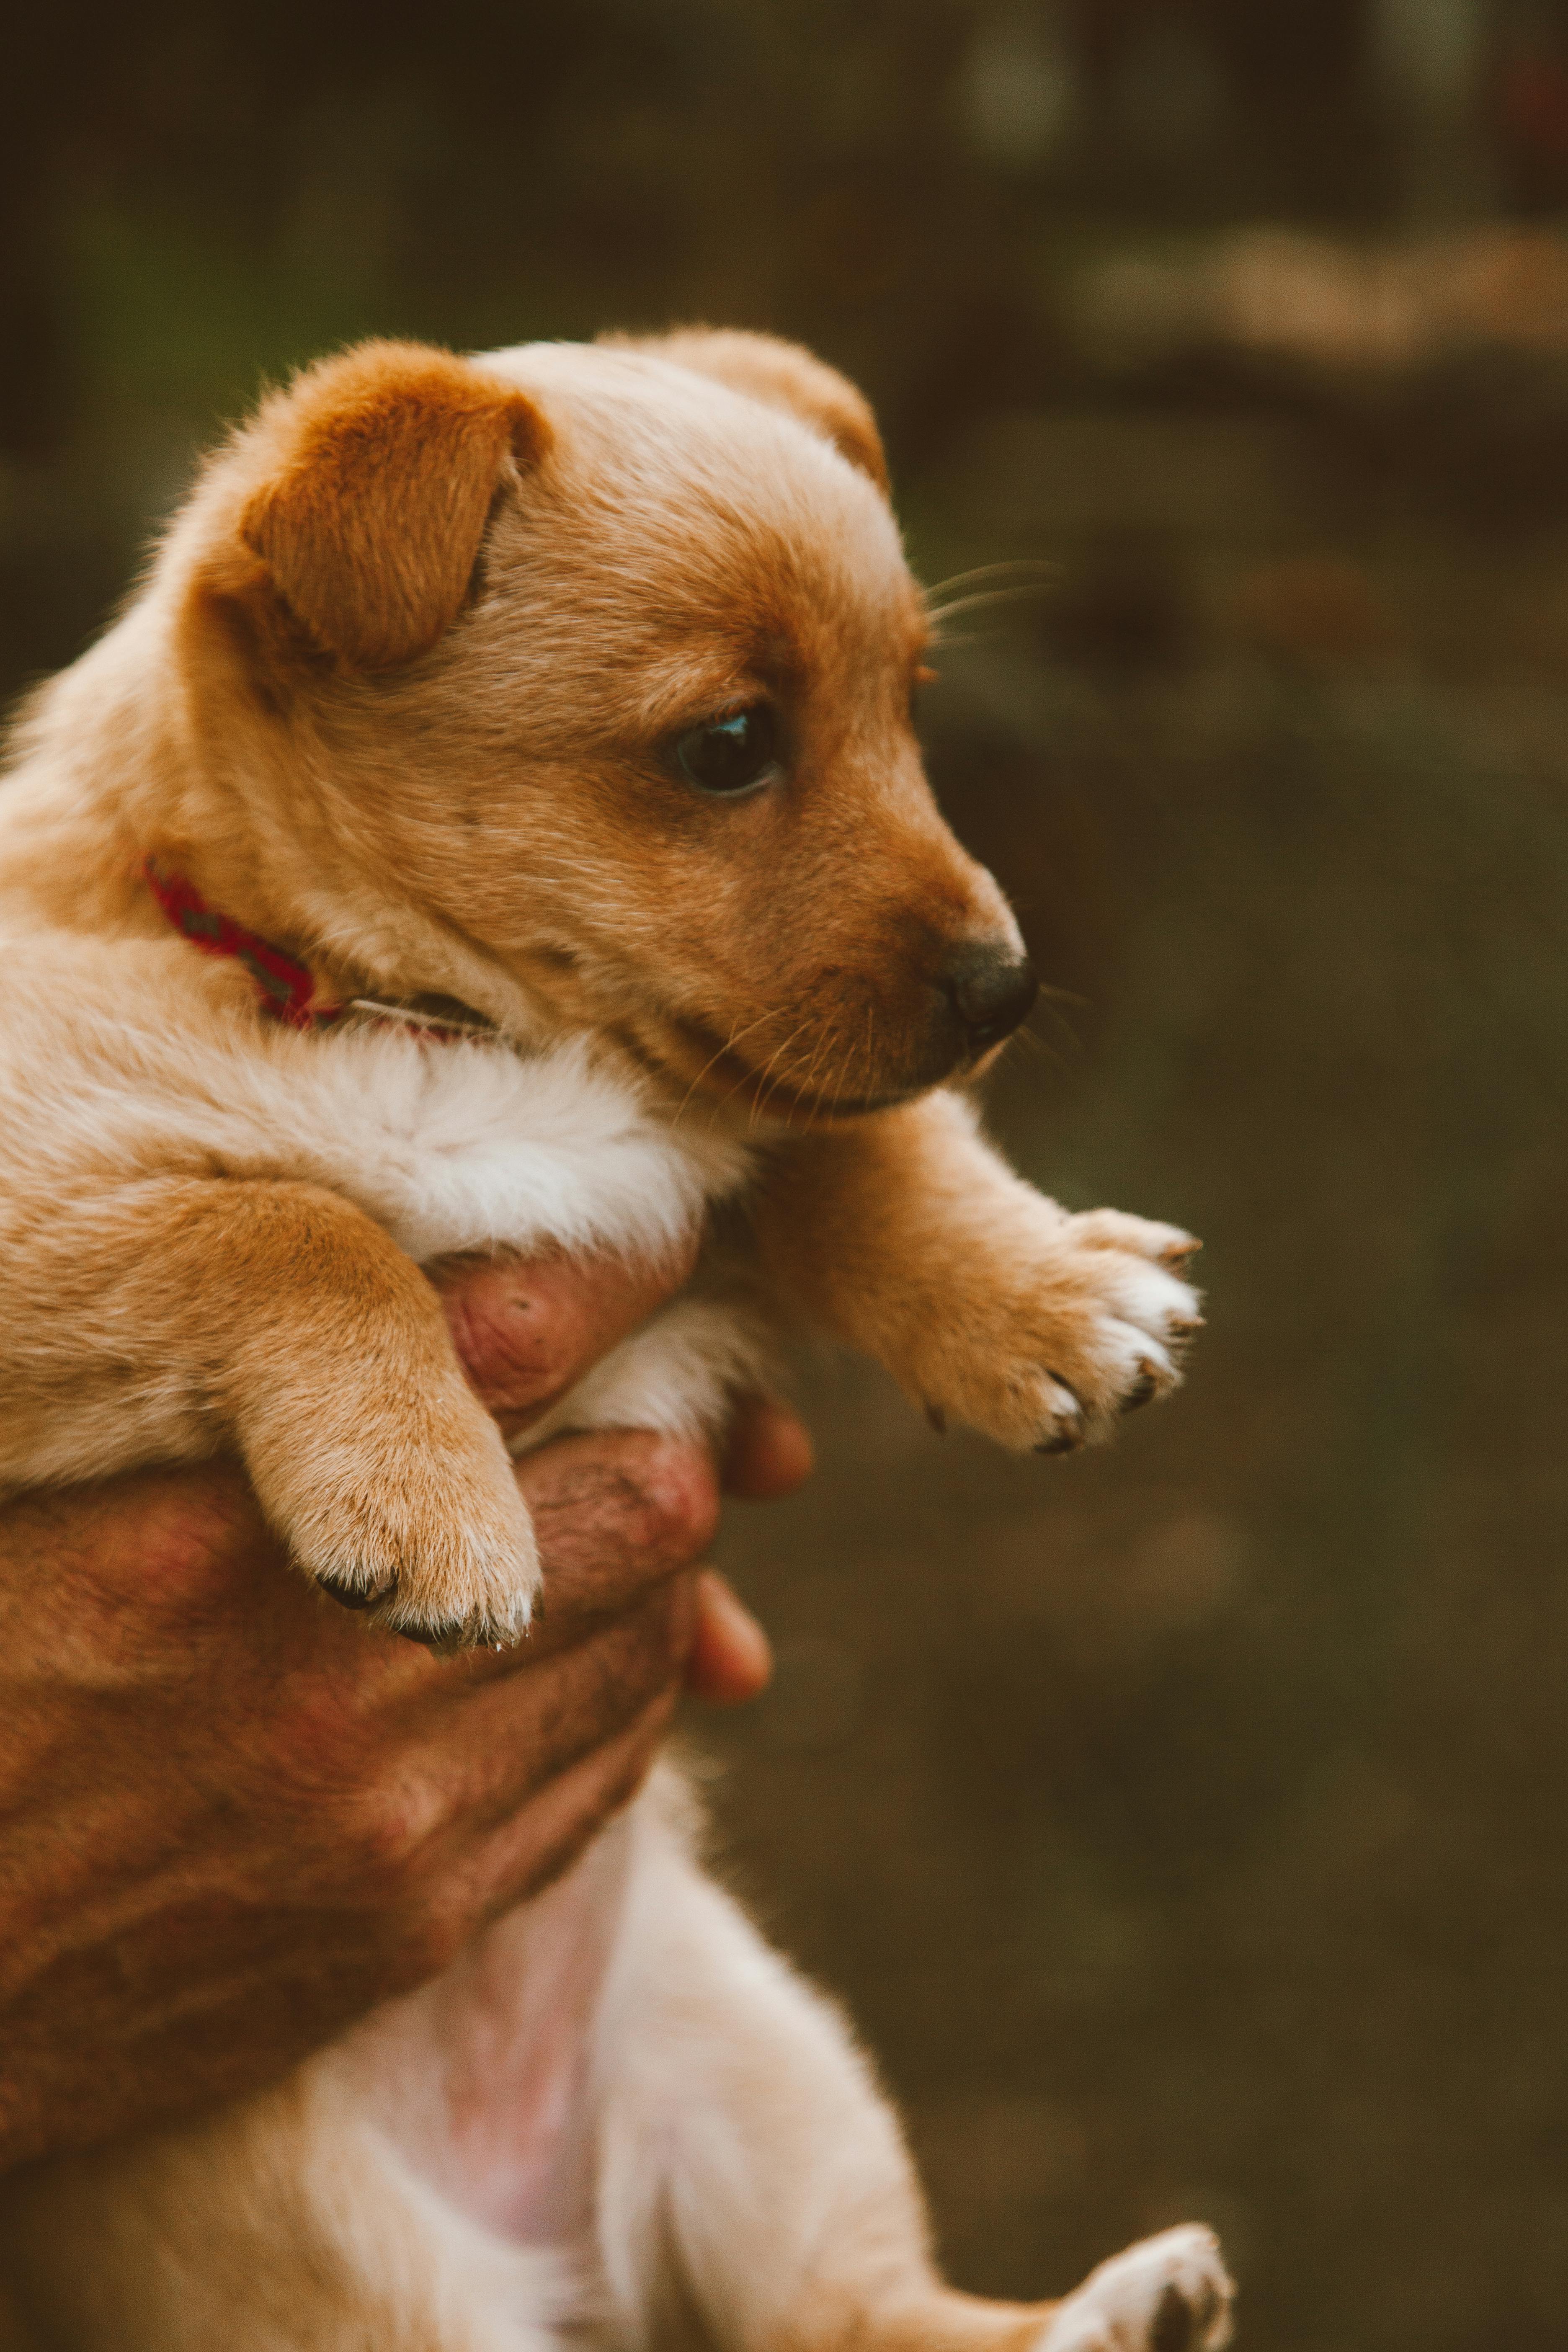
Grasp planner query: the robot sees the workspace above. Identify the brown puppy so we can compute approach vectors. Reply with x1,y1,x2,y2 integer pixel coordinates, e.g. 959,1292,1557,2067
0,332,1225,2350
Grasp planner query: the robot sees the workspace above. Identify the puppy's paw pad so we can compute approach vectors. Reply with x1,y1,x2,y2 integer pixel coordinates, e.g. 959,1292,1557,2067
1039,2226,1233,2352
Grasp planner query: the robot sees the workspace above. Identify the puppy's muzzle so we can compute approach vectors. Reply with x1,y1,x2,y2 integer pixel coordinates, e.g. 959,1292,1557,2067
938,941,1039,1058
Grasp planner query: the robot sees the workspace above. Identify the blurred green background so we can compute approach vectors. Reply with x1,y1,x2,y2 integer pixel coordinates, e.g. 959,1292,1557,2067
6,5,1568,2346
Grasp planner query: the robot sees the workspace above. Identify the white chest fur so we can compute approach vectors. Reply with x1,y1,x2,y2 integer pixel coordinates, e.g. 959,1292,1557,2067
2,984,772,1450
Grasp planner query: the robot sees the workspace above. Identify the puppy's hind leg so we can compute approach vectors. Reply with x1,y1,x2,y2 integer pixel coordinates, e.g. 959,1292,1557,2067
1035,2230,1232,2352
589,1781,1232,2352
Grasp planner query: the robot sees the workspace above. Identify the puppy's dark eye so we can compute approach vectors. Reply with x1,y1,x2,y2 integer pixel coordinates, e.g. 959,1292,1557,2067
673,704,779,797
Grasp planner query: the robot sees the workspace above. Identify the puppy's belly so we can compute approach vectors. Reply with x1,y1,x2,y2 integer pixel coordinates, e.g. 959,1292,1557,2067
326,1803,639,2248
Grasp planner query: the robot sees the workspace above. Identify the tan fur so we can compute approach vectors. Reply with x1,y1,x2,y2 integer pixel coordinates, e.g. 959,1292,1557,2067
754,1094,1196,1445
8,1173,534,1628
240,342,551,671
601,327,890,493
0,330,1201,1630
0,331,1225,2349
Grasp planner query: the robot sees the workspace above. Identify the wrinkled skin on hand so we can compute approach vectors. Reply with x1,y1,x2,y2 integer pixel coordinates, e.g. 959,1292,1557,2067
0,1245,805,2174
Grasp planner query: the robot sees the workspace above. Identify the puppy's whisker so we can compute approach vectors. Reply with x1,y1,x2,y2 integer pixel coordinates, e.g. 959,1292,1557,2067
922,559,1057,605
763,1017,837,1132
735,1019,812,1126
673,1008,776,1128
752,1020,812,1104
791,1045,833,1134
672,1019,743,1130
802,1025,845,1133
711,1017,797,1113
924,622,1049,652
828,1006,874,1124
770,1022,835,1131
923,583,1055,628
1029,979,1087,1034
820,1027,858,1129
1016,1000,1083,1068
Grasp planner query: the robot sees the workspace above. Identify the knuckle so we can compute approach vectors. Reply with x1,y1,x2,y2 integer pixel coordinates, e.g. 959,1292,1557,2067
324,1776,452,1911
382,1798,451,1892
101,1467,266,1624
328,1779,497,1984
624,1438,721,1561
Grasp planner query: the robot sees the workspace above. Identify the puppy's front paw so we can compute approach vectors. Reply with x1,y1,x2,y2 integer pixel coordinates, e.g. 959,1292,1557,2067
1038,2225,1233,2352
912,1205,1201,1452
246,1388,539,1652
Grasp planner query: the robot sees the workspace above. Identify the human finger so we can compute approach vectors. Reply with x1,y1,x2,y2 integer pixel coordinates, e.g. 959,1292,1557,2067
516,1428,721,1639
395,1566,696,1844
457,1684,683,1933
683,1571,773,1703
366,1430,721,1689
434,1236,700,1435
721,1394,815,1500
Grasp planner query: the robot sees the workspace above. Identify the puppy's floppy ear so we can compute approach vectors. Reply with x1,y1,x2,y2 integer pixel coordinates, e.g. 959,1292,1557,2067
239,339,550,670
605,328,889,496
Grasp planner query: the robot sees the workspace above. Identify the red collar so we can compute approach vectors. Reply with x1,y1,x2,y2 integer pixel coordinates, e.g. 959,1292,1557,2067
143,859,341,1030
142,861,488,1042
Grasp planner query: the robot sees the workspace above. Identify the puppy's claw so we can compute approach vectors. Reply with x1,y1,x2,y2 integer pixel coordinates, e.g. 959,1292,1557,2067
888,1205,1202,1455
1158,1234,1202,1270
1165,1317,1204,1367
395,1607,530,1658
318,1570,399,1614
397,1618,475,1658
1036,1377,1086,1453
315,1560,533,1653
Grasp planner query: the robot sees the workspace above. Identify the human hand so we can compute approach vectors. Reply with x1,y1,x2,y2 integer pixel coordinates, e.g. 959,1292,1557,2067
0,1246,807,2173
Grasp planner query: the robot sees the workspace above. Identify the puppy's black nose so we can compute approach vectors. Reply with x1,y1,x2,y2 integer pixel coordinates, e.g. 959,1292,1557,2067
941,942,1038,1052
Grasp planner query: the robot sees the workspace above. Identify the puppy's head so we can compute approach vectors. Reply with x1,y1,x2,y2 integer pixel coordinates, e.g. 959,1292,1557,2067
184,330,1034,1121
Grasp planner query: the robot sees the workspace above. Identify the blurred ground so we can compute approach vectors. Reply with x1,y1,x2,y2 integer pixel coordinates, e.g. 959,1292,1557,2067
6,7,1568,2349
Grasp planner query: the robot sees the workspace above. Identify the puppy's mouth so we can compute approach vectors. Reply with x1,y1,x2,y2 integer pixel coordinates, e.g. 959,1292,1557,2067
652,1010,922,1122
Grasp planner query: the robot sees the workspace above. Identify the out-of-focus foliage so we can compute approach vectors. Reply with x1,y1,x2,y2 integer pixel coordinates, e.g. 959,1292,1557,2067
6,7,1568,2350
12,0,1568,696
